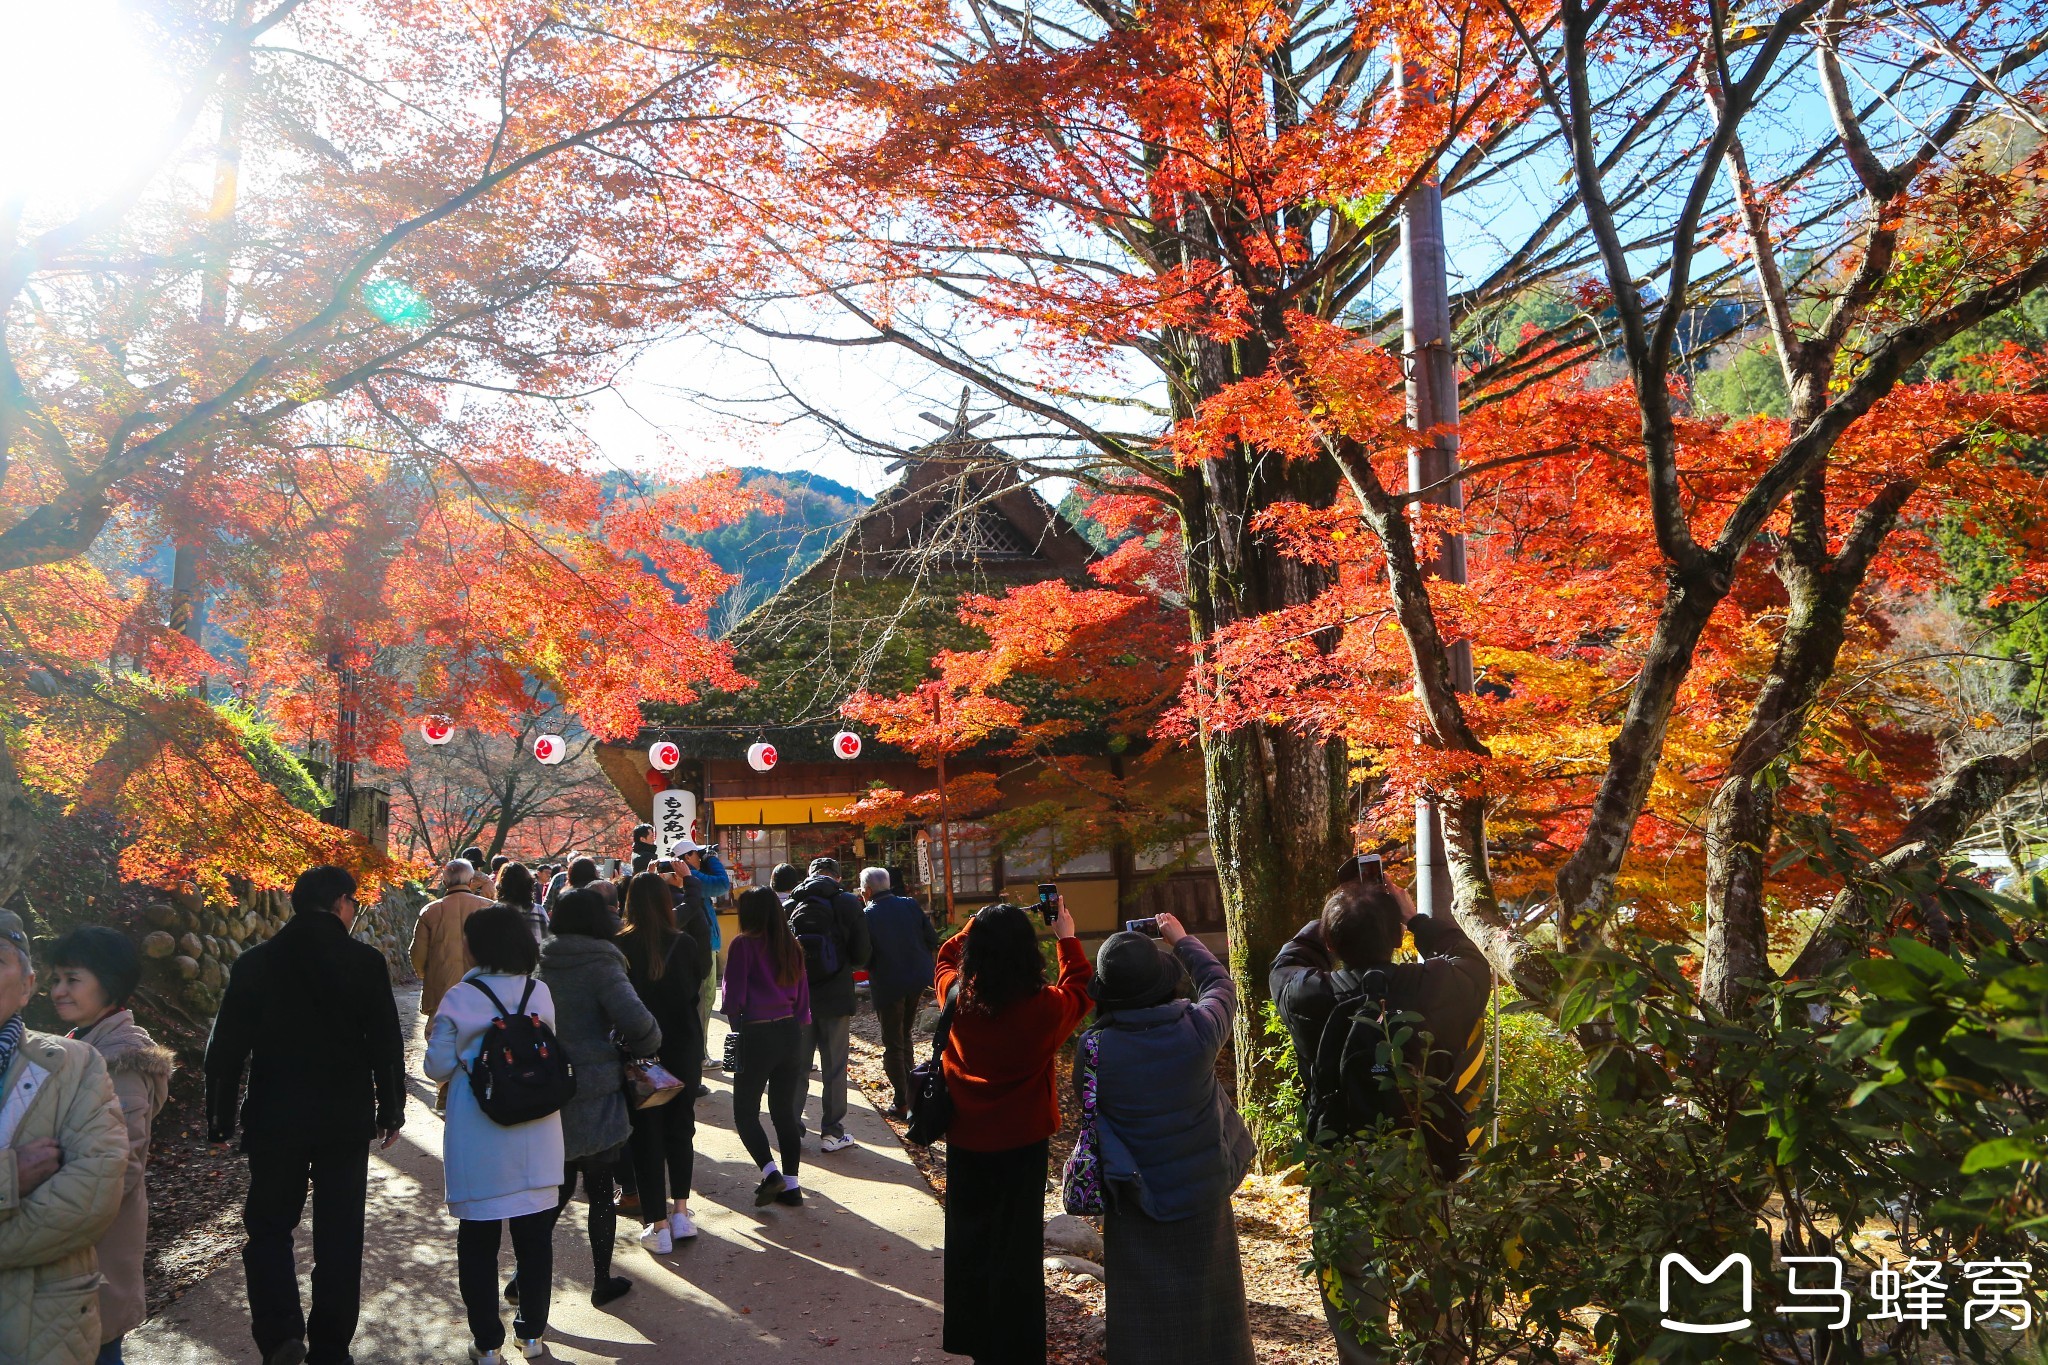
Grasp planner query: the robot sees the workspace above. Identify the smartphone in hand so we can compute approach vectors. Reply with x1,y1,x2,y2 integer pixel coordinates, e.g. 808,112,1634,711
1037,883,1058,925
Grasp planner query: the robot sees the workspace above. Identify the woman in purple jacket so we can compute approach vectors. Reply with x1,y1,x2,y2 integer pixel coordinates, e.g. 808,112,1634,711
722,887,811,1207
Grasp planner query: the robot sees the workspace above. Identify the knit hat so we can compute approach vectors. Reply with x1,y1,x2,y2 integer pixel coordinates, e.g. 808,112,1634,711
1089,931,1186,1012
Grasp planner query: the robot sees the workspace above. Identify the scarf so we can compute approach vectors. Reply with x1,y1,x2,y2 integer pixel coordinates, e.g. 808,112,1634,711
0,1015,27,1084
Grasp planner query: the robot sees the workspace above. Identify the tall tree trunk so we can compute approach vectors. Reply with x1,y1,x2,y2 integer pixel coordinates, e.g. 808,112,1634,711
0,734,43,907
1177,433,1351,1122
1699,567,1850,1013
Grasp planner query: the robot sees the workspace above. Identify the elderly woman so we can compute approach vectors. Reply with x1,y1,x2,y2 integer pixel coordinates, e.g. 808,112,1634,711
47,927,174,1365
1085,913,1255,1365
536,888,661,1308
0,909,128,1365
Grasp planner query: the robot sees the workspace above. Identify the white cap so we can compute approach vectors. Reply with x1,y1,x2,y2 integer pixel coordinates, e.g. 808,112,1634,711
668,839,710,857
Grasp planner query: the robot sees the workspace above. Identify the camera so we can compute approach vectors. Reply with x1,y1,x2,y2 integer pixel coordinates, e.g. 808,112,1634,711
1125,917,1161,937
1337,852,1385,886
1036,883,1058,925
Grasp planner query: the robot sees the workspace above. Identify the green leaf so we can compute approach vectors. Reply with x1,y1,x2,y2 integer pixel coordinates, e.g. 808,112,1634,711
1887,936,1969,988
1961,1136,2044,1173
1850,958,1925,1000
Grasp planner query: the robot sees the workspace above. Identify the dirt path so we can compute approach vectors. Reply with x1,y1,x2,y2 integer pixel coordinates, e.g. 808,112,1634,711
130,988,948,1363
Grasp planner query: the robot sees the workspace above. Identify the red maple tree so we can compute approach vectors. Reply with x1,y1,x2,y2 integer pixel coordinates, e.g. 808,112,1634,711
0,0,887,900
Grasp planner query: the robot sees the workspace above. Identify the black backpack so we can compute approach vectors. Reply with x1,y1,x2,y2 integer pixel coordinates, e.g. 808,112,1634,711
1305,969,1419,1144
788,891,844,983
463,978,577,1126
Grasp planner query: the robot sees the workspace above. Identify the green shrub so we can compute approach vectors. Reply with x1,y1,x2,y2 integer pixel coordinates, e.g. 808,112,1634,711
1491,987,1587,1130
1246,997,1306,1163
214,702,326,813
1299,877,2048,1365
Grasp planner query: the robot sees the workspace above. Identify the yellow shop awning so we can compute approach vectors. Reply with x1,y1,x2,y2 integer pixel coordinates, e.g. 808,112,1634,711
710,796,865,827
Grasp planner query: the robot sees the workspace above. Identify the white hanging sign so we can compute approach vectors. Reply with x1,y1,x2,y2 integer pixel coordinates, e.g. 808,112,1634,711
420,715,454,746
830,730,863,760
647,738,681,772
746,741,778,772
653,788,698,851
533,733,566,765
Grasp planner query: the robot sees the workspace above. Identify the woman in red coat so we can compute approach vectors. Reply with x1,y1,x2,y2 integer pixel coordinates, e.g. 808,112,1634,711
934,898,1093,1364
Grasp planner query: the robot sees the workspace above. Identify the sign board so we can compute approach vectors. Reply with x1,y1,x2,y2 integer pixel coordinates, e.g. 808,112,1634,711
653,788,698,852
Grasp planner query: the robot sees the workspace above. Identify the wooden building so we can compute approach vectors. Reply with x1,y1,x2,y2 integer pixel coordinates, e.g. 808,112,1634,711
594,435,1220,941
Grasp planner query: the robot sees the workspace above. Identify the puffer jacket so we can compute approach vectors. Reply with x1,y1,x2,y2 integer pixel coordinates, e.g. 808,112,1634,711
0,1029,129,1365
74,1012,172,1341
1087,937,1253,1222
536,934,660,1161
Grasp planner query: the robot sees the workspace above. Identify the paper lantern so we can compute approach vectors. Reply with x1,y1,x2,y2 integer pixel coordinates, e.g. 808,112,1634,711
419,715,454,746
653,788,697,851
746,741,778,772
830,730,863,760
647,738,681,772
533,733,566,765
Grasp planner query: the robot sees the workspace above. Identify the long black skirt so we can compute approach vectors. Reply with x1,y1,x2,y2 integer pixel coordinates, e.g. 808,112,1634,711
943,1139,1051,1365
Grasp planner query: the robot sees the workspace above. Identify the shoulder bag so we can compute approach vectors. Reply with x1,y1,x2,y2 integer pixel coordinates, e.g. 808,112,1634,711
623,1053,687,1109
904,984,959,1147
1060,1028,1106,1215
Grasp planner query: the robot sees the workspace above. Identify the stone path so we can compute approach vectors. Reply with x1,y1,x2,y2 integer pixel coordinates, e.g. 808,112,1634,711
130,991,949,1363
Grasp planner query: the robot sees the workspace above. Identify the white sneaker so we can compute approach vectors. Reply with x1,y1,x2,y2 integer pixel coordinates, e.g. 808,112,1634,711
639,1223,673,1255
468,1349,505,1365
821,1133,855,1153
516,1337,545,1360
670,1208,698,1240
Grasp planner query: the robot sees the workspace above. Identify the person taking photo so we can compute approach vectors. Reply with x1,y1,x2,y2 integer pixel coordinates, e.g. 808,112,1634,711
934,896,1092,1365
1083,913,1255,1365
1269,870,1490,1363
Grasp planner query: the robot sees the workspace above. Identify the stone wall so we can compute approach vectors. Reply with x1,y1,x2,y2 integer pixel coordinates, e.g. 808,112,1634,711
139,881,424,1016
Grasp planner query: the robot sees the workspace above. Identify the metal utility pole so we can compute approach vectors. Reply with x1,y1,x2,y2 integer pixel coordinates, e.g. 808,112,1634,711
327,651,358,833
167,0,252,695
1401,59,1473,918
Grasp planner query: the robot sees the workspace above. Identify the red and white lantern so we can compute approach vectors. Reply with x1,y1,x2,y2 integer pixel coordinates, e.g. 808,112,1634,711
419,715,454,746
830,730,862,760
746,741,778,772
647,738,681,772
533,733,566,765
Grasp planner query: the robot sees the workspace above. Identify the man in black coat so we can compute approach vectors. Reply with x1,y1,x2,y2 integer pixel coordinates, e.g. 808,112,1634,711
786,857,872,1152
1269,873,1490,1365
205,865,404,1365
857,866,938,1117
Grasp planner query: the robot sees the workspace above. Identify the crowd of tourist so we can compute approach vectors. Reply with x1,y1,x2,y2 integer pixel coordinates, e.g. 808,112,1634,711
0,824,1489,1365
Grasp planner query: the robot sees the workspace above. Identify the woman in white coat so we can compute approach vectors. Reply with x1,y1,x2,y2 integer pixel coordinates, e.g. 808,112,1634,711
424,906,565,1365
